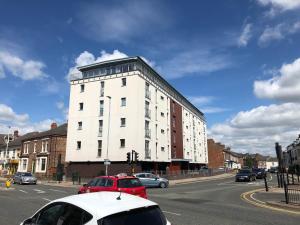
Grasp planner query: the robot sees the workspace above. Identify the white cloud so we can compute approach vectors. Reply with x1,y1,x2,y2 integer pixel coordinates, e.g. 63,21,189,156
0,103,55,135
254,57,300,102
257,0,300,16
160,49,233,79
56,101,68,121
67,50,128,81
187,96,229,114
258,21,300,46
78,1,169,43
210,102,300,155
0,104,29,125
0,51,46,80
238,23,253,47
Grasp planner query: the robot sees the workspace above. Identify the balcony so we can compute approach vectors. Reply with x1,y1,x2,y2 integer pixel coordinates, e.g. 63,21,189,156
145,90,151,100
145,108,151,119
145,129,151,139
98,129,103,137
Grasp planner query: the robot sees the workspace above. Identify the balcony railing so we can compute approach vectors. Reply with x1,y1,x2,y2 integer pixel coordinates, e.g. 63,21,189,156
98,129,103,137
145,108,151,119
145,129,151,138
145,90,151,100
145,149,151,159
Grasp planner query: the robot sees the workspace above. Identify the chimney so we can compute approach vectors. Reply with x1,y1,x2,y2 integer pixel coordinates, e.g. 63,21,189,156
51,122,57,130
13,130,19,138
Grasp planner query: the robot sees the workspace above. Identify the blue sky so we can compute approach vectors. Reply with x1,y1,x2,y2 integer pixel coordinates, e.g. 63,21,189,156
1,0,300,155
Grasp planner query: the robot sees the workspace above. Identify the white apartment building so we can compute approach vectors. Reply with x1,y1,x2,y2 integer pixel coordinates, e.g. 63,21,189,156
66,57,207,177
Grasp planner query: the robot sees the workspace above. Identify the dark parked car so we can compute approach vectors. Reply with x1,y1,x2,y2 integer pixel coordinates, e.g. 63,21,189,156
235,169,256,182
252,168,266,179
13,172,37,185
269,166,278,173
134,173,169,188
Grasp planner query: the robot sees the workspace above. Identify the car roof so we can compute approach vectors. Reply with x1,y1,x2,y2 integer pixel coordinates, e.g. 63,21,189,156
51,192,157,219
93,175,137,180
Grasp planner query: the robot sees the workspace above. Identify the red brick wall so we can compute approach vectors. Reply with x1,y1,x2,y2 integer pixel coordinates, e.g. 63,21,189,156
207,139,225,169
170,99,183,159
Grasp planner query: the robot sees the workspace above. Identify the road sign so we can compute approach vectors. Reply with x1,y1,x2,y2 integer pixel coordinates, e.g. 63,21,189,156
104,160,111,165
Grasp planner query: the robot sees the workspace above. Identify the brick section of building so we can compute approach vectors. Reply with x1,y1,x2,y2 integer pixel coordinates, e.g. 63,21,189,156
207,139,225,169
170,99,183,159
19,123,67,179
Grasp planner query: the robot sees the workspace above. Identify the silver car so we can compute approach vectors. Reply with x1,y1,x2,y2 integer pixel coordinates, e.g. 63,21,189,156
134,173,169,188
13,172,37,185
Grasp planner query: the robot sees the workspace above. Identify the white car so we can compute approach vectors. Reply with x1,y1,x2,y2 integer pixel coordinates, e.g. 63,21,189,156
20,191,171,225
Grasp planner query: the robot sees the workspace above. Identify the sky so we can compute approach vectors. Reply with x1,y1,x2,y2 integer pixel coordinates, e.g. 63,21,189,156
1,0,300,156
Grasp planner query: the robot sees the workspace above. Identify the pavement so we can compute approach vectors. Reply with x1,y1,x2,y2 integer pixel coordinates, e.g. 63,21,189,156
241,187,300,215
1,173,299,225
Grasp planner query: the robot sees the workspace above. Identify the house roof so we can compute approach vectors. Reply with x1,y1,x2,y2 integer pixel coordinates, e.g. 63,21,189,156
8,132,39,147
21,123,67,142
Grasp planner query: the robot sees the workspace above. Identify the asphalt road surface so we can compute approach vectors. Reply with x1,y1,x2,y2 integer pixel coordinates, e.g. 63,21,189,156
0,174,299,225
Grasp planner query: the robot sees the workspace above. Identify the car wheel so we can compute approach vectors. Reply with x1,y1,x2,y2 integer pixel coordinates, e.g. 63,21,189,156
160,182,167,188
19,180,22,185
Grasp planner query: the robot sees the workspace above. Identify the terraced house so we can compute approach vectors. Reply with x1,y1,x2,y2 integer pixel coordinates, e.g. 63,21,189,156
18,123,67,179
66,56,208,178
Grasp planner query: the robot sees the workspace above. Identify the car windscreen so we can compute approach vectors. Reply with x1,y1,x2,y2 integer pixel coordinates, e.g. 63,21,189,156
117,178,143,188
238,170,251,174
97,206,167,225
22,172,32,176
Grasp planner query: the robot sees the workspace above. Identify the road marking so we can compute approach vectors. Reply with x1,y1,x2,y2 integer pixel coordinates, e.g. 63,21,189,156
217,180,235,185
42,198,51,202
48,189,67,193
33,189,46,194
162,210,181,216
240,189,300,215
19,190,28,194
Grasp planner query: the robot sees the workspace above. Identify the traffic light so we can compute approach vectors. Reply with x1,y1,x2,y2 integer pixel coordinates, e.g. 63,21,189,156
126,152,131,164
134,152,139,162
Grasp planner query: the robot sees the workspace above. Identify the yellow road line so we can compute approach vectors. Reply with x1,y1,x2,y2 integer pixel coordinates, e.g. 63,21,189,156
240,189,300,215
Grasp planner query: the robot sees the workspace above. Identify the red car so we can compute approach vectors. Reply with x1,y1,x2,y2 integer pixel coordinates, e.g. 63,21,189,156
78,176,147,199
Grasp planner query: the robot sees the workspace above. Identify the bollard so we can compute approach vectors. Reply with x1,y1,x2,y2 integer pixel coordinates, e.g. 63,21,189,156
5,179,11,189
264,175,268,192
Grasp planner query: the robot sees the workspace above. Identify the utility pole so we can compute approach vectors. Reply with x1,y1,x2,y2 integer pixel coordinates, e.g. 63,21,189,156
4,126,11,171
105,96,111,176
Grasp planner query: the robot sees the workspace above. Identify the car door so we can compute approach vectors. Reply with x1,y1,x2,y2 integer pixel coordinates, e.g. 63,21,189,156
136,173,148,186
146,173,158,187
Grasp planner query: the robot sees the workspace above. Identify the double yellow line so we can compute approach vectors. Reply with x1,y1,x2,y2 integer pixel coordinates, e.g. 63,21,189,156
240,189,300,215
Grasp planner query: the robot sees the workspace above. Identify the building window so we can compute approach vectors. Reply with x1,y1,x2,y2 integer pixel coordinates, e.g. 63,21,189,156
79,102,83,111
145,121,151,138
22,158,28,171
41,158,46,172
77,141,81,150
80,84,85,92
100,81,105,97
99,100,104,116
161,129,165,134
121,97,126,106
120,118,126,127
98,140,102,157
172,118,175,128
99,120,103,137
145,140,150,159
161,112,165,117
161,147,165,152
120,139,125,148
122,78,126,86
160,96,164,100
78,121,82,130
23,143,29,154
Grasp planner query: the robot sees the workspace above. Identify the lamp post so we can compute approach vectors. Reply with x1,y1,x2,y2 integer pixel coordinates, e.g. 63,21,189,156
105,96,111,176
4,126,11,171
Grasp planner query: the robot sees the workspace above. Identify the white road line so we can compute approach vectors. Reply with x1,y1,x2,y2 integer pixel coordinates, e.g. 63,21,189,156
19,190,28,194
42,198,51,202
49,189,67,193
250,193,266,205
217,180,235,185
33,189,46,194
162,211,181,216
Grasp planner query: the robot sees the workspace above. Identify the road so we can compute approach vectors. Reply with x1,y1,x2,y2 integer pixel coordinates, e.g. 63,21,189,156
0,175,299,225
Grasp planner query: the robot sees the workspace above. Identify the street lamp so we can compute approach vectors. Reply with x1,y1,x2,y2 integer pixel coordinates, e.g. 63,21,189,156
105,96,112,176
4,126,11,171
